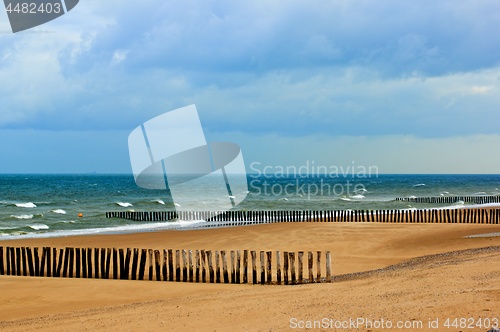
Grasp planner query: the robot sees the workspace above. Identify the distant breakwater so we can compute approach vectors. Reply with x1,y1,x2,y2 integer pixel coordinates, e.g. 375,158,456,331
395,195,500,204
106,207,500,226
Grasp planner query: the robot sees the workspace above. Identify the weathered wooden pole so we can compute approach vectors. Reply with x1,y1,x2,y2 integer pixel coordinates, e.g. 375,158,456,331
284,251,289,285
308,251,313,283
326,251,331,282
289,252,296,285
162,249,168,281
298,251,304,284
138,249,147,280
201,250,206,283
276,251,281,285
195,250,200,283
182,250,188,282
251,250,257,284
266,251,272,285
75,248,81,278
168,249,174,282
27,247,34,276
206,250,214,283
221,250,229,284
188,250,194,282
243,250,248,284
175,250,181,282
317,251,322,282
260,251,265,285
131,248,139,280
215,250,220,283
86,248,92,278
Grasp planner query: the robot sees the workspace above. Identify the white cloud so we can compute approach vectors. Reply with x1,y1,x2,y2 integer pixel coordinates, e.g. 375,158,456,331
111,49,129,65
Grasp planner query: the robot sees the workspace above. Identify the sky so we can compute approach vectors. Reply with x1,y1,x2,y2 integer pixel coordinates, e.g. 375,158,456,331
0,0,499,174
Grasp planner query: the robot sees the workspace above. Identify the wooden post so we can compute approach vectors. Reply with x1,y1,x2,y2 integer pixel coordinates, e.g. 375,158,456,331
188,250,194,282
124,248,132,280
68,248,74,278
15,247,21,276
284,252,289,285
258,251,265,285
298,251,304,284
243,250,248,284
33,247,39,277
215,250,220,283
138,249,147,280
276,251,281,285
175,250,181,282
251,250,257,284
326,251,332,282
308,251,314,283
230,251,236,284
162,249,168,281
5,247,11,276
195,250,200,282
100,248,106,279
168,249,174,282
290,252,296,285
182,250,188,282
86,248,92,278
201,250,206,283
222,250,229,283
317,251,322,282
94,248,100,279
113,248,118,280
75,248,81,278
26,247,34,276
38,247,46,277
62,248,70,278
19,247,26,277
19,247,27,277
0,246,3,276
131,248,139,280
206,250,214,283
266,251,272,285
148,249,154,281
154,250,162,281
236,250,241,284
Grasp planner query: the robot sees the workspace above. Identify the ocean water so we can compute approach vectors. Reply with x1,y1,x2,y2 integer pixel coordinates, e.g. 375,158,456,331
1,174,500,239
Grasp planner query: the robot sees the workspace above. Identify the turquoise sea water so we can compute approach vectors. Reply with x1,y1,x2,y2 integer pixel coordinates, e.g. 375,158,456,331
1,174,499,238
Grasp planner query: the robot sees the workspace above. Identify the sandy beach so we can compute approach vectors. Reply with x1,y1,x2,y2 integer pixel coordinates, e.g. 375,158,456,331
1,218,500,331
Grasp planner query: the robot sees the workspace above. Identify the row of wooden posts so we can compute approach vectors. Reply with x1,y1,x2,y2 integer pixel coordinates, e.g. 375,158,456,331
396,195,500,204
106,208,500,225
0,246,331,285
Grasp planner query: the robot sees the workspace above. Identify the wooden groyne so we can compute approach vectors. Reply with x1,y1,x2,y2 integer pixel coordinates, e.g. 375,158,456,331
396,195,500,204
106,208,500,225
0,246,331,285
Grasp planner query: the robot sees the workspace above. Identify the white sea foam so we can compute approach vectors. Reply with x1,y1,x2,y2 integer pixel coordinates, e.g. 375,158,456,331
350,194,365,199
11,214,34,219
474,192,487,195
15,202,37,208
413,184,426,187
155,200,165,205
52,209,67,214
4,220,209,239
116,202,133,207
29,224,49,230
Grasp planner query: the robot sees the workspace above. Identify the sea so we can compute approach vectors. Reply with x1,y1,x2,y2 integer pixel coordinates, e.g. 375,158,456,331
1,173,500,239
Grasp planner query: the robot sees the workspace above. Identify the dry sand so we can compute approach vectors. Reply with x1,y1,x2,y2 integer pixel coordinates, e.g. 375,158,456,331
1,221,500,331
